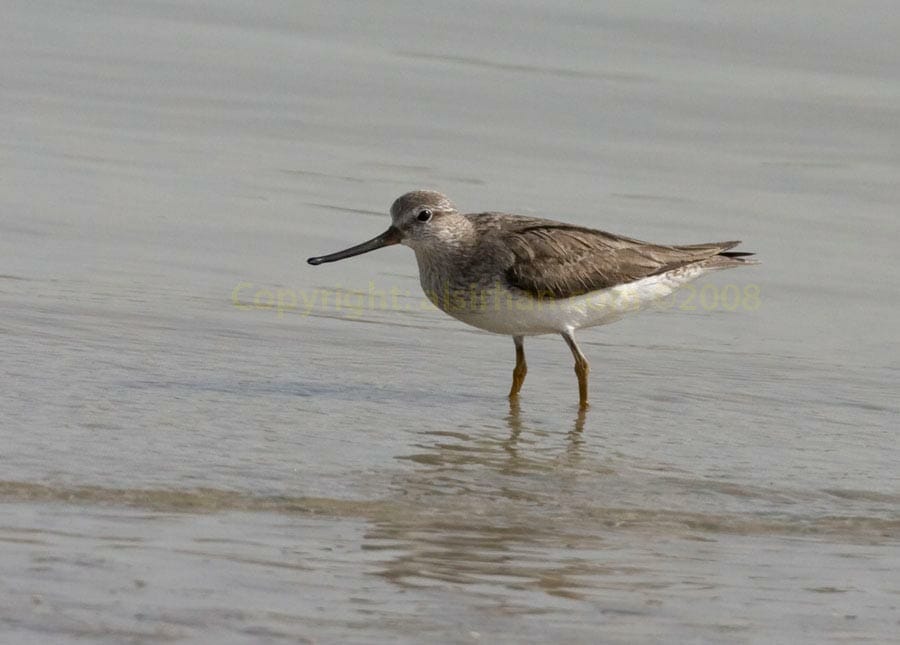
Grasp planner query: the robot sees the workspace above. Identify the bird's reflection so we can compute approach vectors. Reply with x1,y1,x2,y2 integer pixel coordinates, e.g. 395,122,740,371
501,397,524,463
501,397,587,468
567,405,587,459
369,400,603,601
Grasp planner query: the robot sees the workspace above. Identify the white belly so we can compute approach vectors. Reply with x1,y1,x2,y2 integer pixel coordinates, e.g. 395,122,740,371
438,264,714,336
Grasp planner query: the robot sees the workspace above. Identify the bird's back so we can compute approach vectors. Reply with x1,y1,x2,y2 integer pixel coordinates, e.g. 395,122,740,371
463,212,755,300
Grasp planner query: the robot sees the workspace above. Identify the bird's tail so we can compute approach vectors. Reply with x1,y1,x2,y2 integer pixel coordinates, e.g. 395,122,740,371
706,249,759,269
673,240,759,268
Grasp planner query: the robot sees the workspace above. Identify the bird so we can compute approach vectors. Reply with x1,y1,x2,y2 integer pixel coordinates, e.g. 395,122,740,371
308,190,757,408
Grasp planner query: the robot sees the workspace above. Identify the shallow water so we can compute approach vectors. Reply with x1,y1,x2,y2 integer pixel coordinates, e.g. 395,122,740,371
2,1,899,642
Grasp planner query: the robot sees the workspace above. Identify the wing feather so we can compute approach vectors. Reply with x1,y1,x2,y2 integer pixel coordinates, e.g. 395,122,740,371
501,222,743,299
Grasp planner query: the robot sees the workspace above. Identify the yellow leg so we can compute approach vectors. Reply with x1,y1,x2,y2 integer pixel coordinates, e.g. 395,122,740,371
561,330,590,408
508,335,527,398
574,357,590,408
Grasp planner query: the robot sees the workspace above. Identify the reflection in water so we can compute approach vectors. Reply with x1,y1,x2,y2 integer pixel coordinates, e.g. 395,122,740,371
371,399,900,604
501,398,523,461
568,406,587,461
501,399,588,471
397,400,592,473
365,520,606,602
369,403,607,601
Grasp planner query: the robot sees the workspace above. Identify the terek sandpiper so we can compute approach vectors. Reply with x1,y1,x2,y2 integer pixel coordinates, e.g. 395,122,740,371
308,190,757,408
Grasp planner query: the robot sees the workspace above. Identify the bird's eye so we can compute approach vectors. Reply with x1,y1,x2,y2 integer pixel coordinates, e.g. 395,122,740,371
417,209,433,222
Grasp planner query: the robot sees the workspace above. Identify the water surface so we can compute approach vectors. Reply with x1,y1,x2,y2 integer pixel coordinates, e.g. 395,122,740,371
2,1,898,642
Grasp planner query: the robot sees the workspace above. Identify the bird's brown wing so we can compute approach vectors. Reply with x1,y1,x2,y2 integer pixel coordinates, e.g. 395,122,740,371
502,221,742,299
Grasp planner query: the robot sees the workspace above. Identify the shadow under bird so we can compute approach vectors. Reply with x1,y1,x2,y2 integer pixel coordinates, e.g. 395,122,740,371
308,190,757,408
